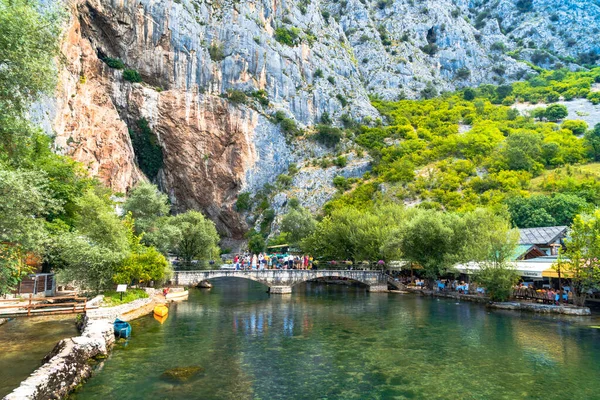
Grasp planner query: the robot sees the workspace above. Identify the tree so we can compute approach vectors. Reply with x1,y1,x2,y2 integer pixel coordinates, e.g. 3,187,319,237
555,210,600,306
396,209,461,284
170,211,220,267
280,206,317,246
562,120,588,136
112,218,170,285
0,168,61,294
544,104,568,122
248,233,266,254
122,182,170,234
474,262,520,302
584,123,600,161
0,0,62,116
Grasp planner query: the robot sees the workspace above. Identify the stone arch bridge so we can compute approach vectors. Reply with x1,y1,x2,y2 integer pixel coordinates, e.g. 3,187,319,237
174,270,390,293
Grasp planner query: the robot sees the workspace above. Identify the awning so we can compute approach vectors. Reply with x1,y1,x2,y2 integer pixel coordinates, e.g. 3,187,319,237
455,260,554,279
542,266,575,279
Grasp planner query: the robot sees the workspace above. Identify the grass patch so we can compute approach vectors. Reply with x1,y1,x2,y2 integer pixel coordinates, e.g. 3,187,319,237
102,288,148,306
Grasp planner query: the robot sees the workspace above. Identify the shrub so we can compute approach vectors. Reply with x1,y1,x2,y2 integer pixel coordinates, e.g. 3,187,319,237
327,76,336,85
235,192,252,211
209,43,225,61
226,89,247,104
320,111,332,125
314,68,324,78
544,104,568,122
456,67,471,80
420,43,438,56
334,156,347,167
336,94,348,107
275,27,301,46
313,125,343,147
276,174,293,187
333,176,351,191
123,69,142,83
103,57,125,69
250,90,269,106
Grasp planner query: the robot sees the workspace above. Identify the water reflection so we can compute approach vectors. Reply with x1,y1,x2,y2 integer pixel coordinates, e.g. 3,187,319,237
73,278,600,400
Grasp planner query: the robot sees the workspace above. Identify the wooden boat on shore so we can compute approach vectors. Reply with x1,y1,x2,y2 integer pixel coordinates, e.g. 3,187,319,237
154,304,169,317
165,290,189,302
114,318,131,339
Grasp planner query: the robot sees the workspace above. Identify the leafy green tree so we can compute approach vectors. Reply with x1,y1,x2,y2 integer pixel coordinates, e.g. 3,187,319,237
562,120,588,136
122,182,170,234
474,263,520,302
555,210,600,306
584,124,600,161
170,211,220,267
0,0,62,116
280,206,317,246
506,194,589,228
544,104,568,122
248,232,266,254
112,218,170,285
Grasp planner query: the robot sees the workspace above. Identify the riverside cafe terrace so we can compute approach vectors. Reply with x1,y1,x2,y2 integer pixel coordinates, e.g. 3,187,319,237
456,256,566,286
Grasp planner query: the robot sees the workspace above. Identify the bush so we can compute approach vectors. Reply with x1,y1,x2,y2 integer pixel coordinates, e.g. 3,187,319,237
226,89,247,104
474,263,520,302
544,104,568,122
275,27,301,46
103,57,125,69
313,125,343,147
209,43,225,61
123,69,142,83
456,67,471,80
235,192,252,211
314,68,324,78
250,90,269,106
333,156,347,167
333,176,351,191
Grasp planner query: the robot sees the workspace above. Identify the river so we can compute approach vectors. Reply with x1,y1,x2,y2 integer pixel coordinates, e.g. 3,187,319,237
0,315,78,397
72,278,600,400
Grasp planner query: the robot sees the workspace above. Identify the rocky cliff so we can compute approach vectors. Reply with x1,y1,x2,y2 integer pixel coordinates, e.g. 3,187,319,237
42,0,600,238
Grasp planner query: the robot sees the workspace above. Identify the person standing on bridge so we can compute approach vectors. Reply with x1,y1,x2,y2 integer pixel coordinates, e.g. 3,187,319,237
252,254,258,270
258,253,265,270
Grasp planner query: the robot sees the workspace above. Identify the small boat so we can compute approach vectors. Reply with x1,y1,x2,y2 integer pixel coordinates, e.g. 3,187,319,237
114,318,131,339
166,290,189,302
154,304,169,317
154,313,168,324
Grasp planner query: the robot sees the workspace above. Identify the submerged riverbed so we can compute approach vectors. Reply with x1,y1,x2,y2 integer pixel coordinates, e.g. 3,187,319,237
0,315,78,397
72,279,600,400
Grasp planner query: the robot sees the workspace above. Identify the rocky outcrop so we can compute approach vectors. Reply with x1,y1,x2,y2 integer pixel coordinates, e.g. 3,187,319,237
39,0,599,237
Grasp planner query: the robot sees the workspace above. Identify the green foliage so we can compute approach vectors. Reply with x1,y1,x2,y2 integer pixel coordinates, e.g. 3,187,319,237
505,194,589,228
474,263,520,302
123,69,142,83
556,210,600,306
123,182,170,235
0,0,63,116
250,90,269,106
543,104,568,122
333,156,347,167
102,288,149,307
226,89,247,104
129,119,164,180
280,206,317,246
170,211,220,267
248,232,266,254
275,26,301,46
312,125,343,147
236,192,252,211
273,110,302,137
209,42,225,61
333,176,351,191
102,57,125,69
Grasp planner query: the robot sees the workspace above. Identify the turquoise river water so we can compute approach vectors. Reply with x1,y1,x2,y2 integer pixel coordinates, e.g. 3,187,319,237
72,279,600,400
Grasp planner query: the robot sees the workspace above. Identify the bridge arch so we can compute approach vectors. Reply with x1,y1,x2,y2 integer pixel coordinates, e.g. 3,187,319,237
174,270,389,293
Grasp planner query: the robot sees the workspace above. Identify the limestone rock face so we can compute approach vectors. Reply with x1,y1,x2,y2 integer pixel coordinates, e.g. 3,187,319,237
43,0,600,237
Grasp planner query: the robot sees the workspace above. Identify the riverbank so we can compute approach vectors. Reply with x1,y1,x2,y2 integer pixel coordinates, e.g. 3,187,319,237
3,292,167,400
403,288,591,316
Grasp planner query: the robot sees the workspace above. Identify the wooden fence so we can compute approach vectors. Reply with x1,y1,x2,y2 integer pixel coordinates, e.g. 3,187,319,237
0,295,90,317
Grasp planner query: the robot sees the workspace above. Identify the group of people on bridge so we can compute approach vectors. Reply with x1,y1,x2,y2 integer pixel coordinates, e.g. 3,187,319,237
233,253,314,270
